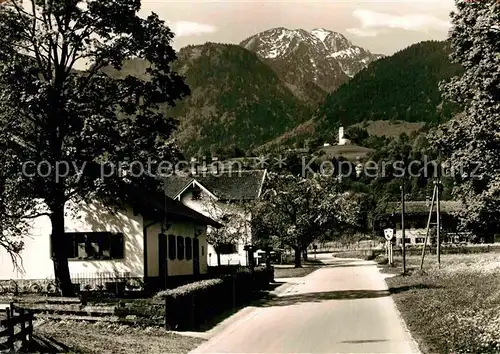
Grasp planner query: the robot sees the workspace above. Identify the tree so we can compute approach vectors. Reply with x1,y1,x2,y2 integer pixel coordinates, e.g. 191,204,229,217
0,150,34,269
430,0,500,234
345,126,369,145
0,0,190,295
251,173,358,267
201,196,250,266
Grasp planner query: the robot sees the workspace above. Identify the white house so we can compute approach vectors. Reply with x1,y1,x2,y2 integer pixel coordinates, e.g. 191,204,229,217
164,169,267,266
0,189,221,292
376,201,469,246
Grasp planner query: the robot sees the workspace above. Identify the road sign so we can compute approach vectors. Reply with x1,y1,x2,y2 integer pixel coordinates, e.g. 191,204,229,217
384,228,395,241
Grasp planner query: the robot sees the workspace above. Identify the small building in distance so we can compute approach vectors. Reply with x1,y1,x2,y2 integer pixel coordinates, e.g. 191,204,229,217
373,200,490,245
338,127,351,146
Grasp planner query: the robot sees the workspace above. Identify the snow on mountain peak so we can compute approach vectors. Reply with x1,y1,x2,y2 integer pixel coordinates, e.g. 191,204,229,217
311,28,331,42
239,27,383,92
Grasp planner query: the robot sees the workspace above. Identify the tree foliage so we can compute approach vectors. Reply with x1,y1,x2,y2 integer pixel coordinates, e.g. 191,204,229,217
201,196,250,266
316,40,463,137
430,0,500,234
251,173,361,267
0,0,189,294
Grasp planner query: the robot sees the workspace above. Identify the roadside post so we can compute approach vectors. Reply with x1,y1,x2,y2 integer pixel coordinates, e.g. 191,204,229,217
384,228,395,265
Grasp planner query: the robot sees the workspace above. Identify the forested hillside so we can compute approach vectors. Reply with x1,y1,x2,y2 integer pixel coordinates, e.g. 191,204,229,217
314,41,463,137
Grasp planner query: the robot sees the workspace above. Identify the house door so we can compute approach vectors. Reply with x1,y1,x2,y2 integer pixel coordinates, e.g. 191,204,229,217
193,238,200,276
158,233,168,289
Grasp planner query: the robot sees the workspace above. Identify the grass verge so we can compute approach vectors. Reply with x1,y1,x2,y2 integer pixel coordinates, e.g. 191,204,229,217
31,320,205,354
385,254,500,353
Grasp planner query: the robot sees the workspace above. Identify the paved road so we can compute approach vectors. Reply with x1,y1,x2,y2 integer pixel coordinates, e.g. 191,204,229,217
190,255,420,354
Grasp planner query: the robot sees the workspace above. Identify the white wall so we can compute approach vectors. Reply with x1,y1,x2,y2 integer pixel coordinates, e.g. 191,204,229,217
179,190,252,266
145,219,208,277
395,229,430,245
0,200,144,281
146,221,162,278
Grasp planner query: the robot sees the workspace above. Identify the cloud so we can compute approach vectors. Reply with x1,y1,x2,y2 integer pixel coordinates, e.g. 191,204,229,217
167,21,217,37
345,28,379,37
348,9,451,37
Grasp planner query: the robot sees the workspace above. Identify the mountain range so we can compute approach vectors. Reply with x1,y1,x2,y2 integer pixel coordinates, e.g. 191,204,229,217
255,40,463,151
106,28,461,157
240,28,383,105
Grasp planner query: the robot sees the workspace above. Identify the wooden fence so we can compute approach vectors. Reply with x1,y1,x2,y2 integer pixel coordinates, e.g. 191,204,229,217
0,303,34,351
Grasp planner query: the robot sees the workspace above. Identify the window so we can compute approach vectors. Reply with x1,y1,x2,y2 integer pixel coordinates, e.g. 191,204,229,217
62,232,124,260
177,236,185,260
218,243,237,254
201,245,204,256
185,237,192,260
168,234,176,260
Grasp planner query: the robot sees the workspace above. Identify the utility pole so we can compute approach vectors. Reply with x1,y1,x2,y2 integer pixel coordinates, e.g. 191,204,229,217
401,180,406,274
436,180,441,267
420,183,437,270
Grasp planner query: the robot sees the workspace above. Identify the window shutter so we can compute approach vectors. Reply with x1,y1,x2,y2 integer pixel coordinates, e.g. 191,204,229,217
185,237,192,260
110,233,124,259
177,236,184,260
168,234,176,260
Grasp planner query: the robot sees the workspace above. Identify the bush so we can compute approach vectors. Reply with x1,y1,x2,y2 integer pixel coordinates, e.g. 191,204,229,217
155,268,271,330
375,255,388,265
155,278,223,299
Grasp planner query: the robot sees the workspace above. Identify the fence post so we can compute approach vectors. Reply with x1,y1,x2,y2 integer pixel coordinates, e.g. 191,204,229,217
28,310,33,342
20,308,27,348
6,308,14,350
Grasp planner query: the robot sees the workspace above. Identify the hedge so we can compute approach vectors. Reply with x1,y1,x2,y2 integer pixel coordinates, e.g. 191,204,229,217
156,267,272,330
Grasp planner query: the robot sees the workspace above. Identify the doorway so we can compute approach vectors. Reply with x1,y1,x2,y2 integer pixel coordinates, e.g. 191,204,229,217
158,233,168,289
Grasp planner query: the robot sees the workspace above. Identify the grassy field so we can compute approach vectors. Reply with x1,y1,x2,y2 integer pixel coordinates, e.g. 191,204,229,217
30,320,204,354
354,120,425,139
384,254,500,354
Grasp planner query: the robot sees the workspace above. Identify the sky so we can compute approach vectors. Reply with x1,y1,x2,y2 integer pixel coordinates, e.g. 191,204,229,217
139,0,456,55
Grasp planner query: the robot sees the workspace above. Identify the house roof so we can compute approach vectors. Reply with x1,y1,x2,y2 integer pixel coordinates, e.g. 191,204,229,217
164,170,267,201
124,183,222,227
382,201,463,215
164,175,194,199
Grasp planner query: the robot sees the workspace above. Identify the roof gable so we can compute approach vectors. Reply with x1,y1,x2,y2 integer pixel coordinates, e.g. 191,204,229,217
164,170,267,201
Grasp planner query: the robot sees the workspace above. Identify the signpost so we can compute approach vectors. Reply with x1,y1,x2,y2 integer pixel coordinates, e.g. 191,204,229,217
384,228,395,265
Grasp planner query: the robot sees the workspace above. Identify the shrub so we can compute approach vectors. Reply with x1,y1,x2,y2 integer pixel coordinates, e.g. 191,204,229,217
155,278,223,299
156,268,270,330
375,255,388,265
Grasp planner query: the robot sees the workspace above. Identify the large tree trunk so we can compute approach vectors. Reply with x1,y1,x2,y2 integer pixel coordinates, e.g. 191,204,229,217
50,204,75,297
293,246,302,268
